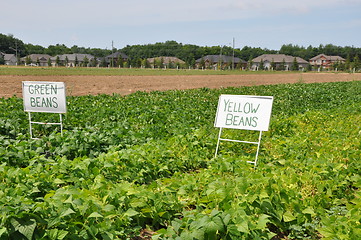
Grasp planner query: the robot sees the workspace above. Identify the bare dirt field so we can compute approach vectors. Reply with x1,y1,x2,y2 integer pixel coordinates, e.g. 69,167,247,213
1,72,360,98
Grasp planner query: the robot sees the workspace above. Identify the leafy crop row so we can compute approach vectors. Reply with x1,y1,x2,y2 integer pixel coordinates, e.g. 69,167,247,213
0,81,360,239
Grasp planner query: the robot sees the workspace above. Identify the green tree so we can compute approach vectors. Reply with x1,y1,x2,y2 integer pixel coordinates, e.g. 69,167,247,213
352,54,360,70
240,46,272,62
307,63,312,72
75,56,79,67
200,57,205,69
270,58,276,70
160,57,165,68
189,58,196,69
208,56,214,69
291,57,299,71
65,56,69,66
100,57,107,67
338,61,345,71
248,55,253,70
345,54,351,71
55,56,60,66
259,59,264,70
25,43,45,55
155,58,162,68
47,58,52,67
141,59,147,68
0,33,26,56
25,56,32,65
46,44,71,56
90,56,97,67
0,55,4,65
117,56,124,67
123,60,130,68
83,56,89,67
278,58,286,71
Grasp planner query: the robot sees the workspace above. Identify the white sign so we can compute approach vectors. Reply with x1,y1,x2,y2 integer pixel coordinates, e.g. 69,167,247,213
22,81,67,113
214,95,273,131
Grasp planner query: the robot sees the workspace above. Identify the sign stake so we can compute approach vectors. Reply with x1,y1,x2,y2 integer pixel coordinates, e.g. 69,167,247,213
214,127,223,158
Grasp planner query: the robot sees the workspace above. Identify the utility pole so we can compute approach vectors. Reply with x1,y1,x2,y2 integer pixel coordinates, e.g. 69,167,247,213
232,37,235,70
111,40,114,68
9,41,18,66
219,45,223,70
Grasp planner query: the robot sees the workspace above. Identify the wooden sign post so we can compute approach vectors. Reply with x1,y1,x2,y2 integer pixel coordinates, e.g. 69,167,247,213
214,95,274,166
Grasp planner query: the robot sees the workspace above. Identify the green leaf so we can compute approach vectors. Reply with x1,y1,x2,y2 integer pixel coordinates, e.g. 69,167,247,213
101,232,114,240
57,230,69,240
236,221,249,233
256,214,270,229
259,190,268,199
124,208,139,217
10,218,36,240
302,207,316,216
47,229,58,239
283,211,296,222
0,227,7,237
205,220,219,235
60,208,76,218
277,159,286,165
47,229,68,240
54,178,65,184
88,212,103,218
317,226,336,238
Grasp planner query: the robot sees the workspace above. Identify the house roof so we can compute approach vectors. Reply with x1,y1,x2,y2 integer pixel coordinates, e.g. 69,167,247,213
252,54,308,64
147,56,185,64
309,54,345,61
106,52,128,59
196,55,246,64
51,54,94,61
3,54,16,61
22,54,52,62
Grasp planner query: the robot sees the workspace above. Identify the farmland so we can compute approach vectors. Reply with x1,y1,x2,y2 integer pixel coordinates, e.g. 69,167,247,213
1,66,361,98
0,71,360,239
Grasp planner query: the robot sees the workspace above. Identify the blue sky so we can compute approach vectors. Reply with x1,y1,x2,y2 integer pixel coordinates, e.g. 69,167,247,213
1,0,360,50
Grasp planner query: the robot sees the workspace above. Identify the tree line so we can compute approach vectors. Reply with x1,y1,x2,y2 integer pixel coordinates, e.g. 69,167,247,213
1,33,361,67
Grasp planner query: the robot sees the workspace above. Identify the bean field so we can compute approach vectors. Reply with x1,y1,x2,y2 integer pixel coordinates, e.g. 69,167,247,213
0,81,360,239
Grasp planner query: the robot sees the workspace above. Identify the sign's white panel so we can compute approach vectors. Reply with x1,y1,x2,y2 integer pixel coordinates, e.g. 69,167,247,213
22,81,67,113
214,95,273,131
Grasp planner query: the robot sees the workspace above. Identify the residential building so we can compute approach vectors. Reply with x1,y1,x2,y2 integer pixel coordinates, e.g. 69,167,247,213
21,54,52,66
105,52,129,67
251,54,308,71
50,54,95,67
195,55,247,69
147,56,185,68
309,54,345,69
0,52,17,65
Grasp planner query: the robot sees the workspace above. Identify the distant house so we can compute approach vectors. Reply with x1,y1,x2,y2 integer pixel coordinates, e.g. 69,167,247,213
309,54,345,69
0,52,17,65
195,55,247,69
51,54,95,67
21,54,52,66
105,52,129,67
251,54,308,71
147,56,185,68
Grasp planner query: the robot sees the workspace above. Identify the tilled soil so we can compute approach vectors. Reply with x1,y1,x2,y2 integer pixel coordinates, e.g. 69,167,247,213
1,72,360,98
